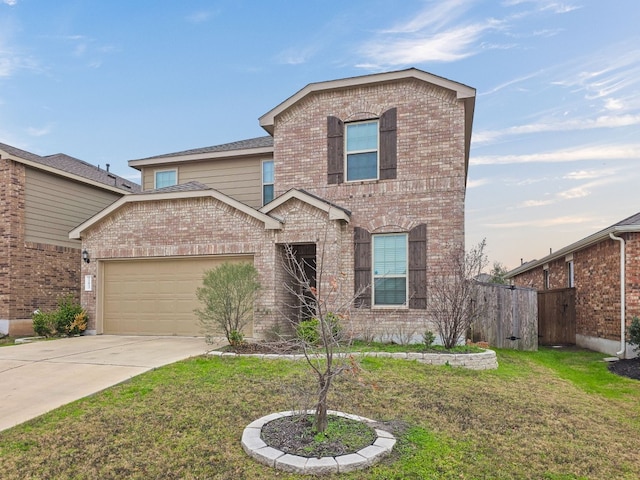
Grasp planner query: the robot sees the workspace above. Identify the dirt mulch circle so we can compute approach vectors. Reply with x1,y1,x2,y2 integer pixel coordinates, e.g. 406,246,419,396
608,357,640,381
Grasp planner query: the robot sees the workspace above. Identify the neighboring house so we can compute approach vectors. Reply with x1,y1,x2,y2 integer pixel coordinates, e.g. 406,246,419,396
506,212,640,358
0,143,140,335
70,68,476,340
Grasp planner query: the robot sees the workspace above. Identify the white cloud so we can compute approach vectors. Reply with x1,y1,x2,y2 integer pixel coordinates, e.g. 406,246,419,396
473,114,640,145
487,215,594,229
186,10,217,24
467,178,491,188
27,125,53,137
563,168,616,180
471,143,640,165
2,0,17,5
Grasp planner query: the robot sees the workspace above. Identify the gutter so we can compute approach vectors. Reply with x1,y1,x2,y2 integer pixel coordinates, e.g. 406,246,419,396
609,232,626,358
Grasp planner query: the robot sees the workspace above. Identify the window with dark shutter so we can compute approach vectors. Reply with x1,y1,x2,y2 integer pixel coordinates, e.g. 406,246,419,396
379,108,397,180
353,227,371,307
327,116,344,184
408,223,427,309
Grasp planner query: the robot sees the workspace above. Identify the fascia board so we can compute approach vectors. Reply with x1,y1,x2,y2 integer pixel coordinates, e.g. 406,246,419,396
259,68,476,133
506,225,640,278
70,190,282,239
128,146,274,169
5,153,133,195
260,189,350,223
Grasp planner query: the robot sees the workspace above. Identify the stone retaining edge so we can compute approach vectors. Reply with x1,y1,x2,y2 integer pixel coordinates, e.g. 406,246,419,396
241,410,396,475
210,349,499,370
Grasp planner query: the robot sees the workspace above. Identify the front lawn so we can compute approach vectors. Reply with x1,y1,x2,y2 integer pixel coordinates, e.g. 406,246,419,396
1,347,639,479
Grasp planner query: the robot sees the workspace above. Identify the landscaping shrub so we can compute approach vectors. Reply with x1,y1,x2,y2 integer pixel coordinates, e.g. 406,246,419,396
53,294,85,336
31,295,87,337
32,310,54,337
296,314,342,346
195,262,260,346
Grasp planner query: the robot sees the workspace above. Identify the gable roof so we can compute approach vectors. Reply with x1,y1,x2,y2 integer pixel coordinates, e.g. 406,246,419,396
0,142,140,194
69,181,282,239
128,136,274,169
258,67,476,172
260,188,351,223
506,210,640,278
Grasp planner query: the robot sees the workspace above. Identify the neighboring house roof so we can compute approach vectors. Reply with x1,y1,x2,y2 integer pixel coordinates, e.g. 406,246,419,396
128,136,274,169
506,210,640,278
0,142,140,194
260,188,351,223
69,181,283,239
258,67,476,174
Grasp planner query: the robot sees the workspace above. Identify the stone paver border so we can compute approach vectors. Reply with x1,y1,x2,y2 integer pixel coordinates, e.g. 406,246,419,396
209,348,498,370
241,410,395,475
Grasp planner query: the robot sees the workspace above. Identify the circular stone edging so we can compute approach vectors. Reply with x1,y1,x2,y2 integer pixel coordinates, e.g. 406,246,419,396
241,410,396,475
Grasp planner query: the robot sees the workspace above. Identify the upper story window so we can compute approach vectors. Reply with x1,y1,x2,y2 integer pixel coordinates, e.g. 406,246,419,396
327,108,397,185
155,169,177,189
346,120,378,181
567,260,575,287
543,266,550,290
372,233,408,306
262,160,274,205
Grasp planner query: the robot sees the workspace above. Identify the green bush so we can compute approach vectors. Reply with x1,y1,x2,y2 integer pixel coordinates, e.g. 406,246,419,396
31,295,87,337
32,310,54,337
423,330,436,349
296,313,342,346
53,294,85,336
629,316,640,352
296,318,320,345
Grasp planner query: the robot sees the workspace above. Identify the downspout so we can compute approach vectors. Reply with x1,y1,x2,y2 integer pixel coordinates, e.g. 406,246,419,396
609,232,626,358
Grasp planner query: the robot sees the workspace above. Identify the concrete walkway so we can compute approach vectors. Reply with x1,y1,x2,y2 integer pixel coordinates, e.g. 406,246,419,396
0,335,215,432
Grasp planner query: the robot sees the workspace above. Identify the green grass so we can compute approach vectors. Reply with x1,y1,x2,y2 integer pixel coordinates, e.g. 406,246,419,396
0,347,639,479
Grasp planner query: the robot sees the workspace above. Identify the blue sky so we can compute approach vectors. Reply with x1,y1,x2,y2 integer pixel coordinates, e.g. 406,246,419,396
1,1,639,270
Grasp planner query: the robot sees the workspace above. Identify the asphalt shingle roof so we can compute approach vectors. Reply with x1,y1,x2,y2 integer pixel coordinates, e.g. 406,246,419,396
144,181,212,194
0,142,140,193
132,136,274,161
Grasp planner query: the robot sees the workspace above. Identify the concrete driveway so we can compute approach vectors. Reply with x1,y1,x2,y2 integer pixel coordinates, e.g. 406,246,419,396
0,335,216,432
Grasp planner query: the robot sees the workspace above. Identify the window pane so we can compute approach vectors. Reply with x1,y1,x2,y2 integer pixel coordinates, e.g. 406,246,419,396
263,184,274,204
262,161,274,183
155,170,176,188
374,278,406,305
347,152,377,181
346,122,377,151
373,235,406,275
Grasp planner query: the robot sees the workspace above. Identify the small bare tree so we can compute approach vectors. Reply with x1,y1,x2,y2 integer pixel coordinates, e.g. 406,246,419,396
429,239,488,349
195,262,260,347
280,239,364,433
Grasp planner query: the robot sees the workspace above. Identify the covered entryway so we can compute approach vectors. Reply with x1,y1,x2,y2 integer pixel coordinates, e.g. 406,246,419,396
100,256,253,336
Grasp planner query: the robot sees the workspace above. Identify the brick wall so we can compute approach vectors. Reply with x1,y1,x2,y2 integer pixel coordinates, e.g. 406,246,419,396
511,233,640,343
271,78,467,339
0,159,82,335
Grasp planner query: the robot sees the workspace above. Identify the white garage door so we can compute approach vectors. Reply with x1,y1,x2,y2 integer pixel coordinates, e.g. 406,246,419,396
101,256,253,336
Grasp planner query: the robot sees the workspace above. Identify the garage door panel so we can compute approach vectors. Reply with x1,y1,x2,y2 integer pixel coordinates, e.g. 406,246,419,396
102,256,253,336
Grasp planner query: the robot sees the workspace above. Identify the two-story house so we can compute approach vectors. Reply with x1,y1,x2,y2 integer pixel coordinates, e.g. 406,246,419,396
70,68,476,340
0,143,139,335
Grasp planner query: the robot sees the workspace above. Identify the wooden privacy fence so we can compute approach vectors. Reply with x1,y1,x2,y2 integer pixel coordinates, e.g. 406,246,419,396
470,282,538,351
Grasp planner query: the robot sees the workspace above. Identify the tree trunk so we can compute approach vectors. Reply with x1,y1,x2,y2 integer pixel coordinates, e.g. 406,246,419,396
314,374,331,433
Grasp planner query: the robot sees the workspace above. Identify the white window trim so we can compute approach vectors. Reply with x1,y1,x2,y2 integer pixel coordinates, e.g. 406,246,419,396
567,260,575,288
345,119,380,183
154,168,178,189
261,159,274,205
371,233,408,308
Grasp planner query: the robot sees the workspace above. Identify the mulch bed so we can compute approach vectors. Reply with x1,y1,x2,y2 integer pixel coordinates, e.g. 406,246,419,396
608,357,640,381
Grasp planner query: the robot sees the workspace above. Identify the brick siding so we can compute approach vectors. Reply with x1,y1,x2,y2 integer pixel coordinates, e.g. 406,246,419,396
511,233,640,342
0,159,81,335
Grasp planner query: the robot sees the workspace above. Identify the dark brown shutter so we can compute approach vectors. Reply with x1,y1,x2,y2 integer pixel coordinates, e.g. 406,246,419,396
354,227,371,307
327,116,344,184
379,108,397,180
408,223,427,309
